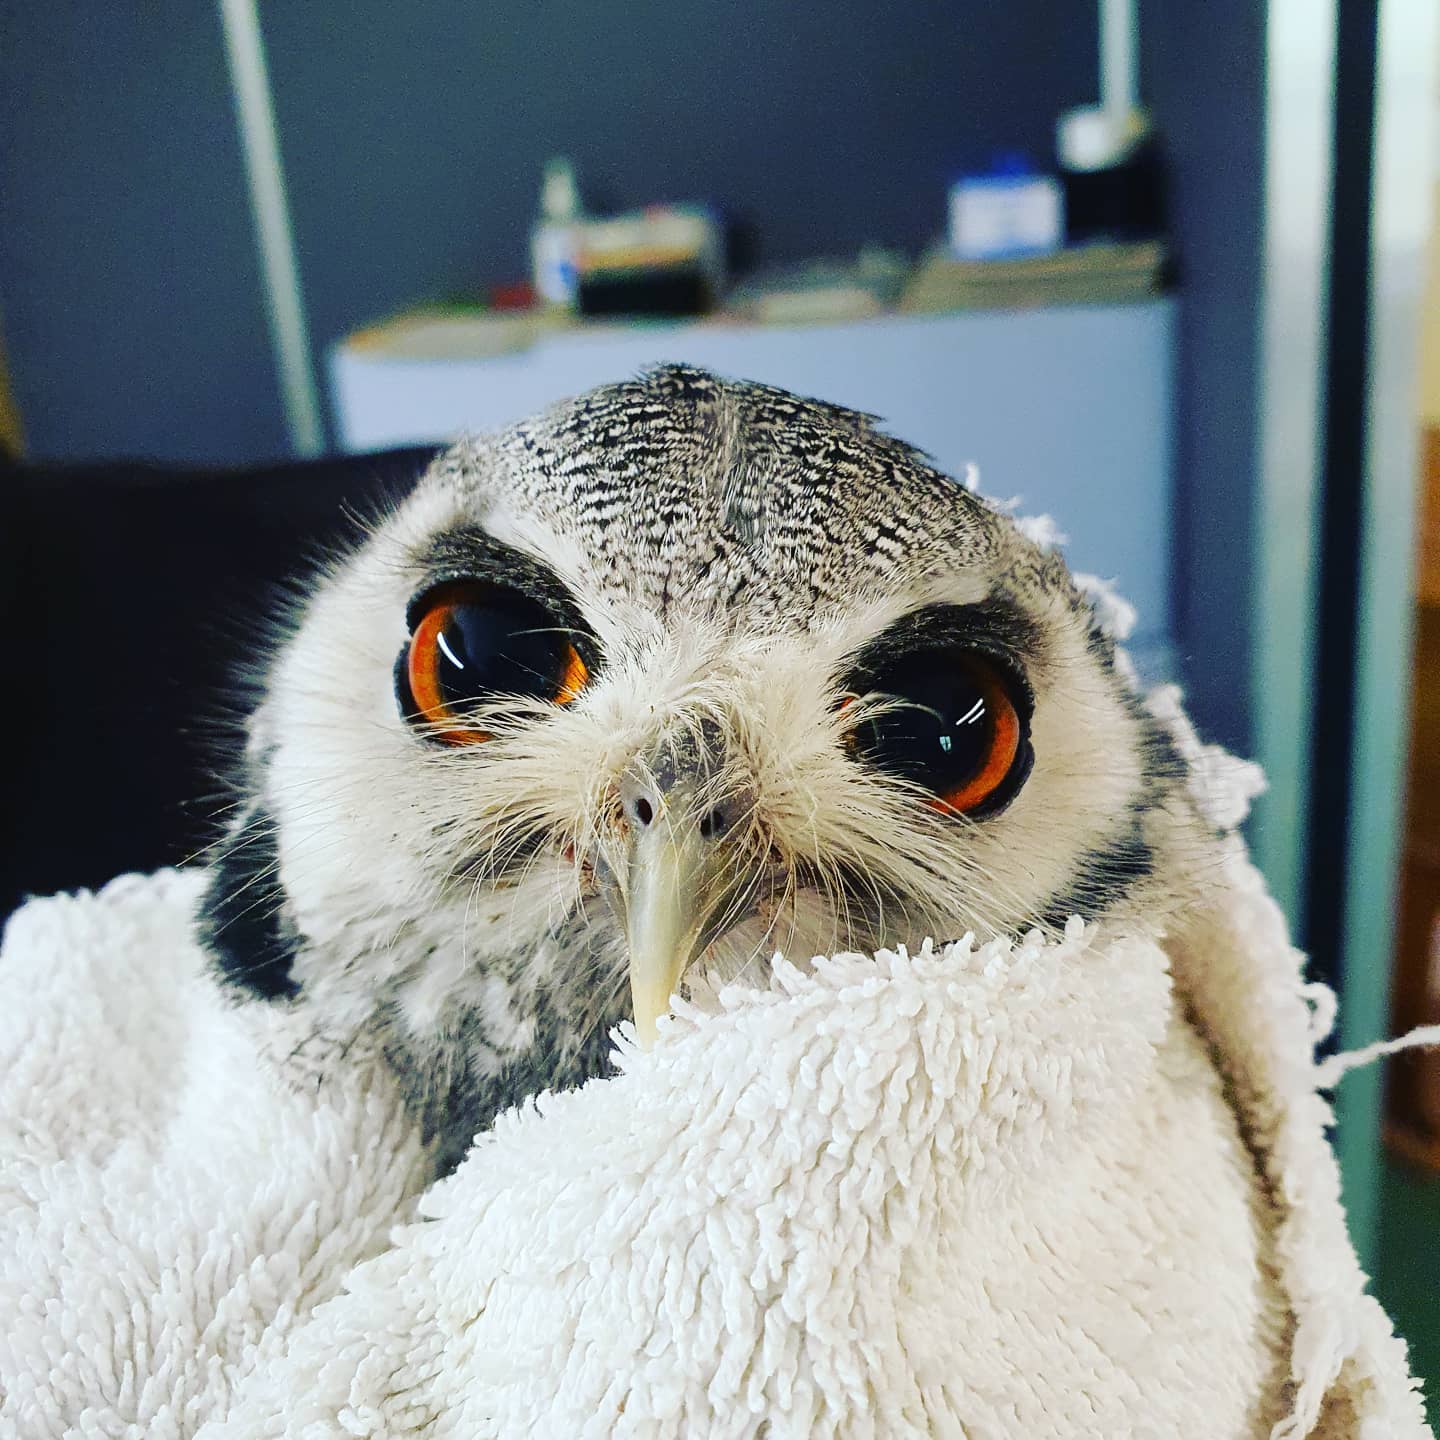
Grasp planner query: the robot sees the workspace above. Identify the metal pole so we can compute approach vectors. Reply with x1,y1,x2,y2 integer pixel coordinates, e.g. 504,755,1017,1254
218,0,325,457
1099,0,1138,116
1250,0,1336,928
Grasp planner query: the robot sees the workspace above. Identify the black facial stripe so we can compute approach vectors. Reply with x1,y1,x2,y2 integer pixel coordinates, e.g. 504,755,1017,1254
840,600,1039,717
1088,624,1200,841
1035,810,1156,930
1083,620,1188,790
408,525,601,669
197,804,301,1001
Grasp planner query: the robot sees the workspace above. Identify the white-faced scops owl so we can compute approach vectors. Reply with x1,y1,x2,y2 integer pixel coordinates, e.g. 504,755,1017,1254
199,365,1206,1174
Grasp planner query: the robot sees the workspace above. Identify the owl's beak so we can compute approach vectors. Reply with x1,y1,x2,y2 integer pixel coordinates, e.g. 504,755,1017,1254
612,763,754,1048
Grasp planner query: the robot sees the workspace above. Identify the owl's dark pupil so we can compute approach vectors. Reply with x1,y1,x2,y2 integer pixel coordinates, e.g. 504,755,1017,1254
852,653,994,793
435,596,570,710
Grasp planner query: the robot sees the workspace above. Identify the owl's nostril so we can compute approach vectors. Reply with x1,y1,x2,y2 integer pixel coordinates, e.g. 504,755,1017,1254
620,785,735,842
618,771,665,831
617,736,749,845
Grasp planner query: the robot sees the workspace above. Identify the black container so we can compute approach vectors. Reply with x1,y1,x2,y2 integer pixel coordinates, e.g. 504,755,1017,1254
1063,140,1166,244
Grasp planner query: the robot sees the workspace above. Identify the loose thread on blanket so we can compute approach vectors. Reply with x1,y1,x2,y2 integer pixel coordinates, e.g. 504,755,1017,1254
1301,981,1339,1051
1314,1024,1440,1089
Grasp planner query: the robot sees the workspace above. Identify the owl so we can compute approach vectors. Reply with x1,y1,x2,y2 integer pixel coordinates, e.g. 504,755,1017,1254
199,364,1205,1174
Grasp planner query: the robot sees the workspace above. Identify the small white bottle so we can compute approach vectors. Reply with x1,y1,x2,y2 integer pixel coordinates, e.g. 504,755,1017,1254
531,156,582,310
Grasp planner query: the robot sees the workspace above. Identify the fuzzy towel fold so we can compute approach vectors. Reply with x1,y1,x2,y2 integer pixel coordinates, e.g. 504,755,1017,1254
0,691,1432,1437
209,918,1286,1439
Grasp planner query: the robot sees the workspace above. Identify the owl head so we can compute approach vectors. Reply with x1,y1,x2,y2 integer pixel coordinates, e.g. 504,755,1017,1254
201,366,1210,1159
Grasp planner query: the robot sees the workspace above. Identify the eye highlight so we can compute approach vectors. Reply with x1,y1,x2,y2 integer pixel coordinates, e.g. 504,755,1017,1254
399,581,590,745
846,650,1031,817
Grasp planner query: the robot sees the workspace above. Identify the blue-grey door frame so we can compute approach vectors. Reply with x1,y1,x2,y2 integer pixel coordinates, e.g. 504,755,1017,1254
1329,0,1436,1269
1278,0,1437,1270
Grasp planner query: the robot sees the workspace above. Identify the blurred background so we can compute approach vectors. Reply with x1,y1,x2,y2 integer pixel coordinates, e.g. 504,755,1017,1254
0,0,1436,1414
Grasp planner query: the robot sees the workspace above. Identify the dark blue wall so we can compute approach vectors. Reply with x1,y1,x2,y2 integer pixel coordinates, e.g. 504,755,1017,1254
0,1,291,463
264,3,1096,364
1139,0,1265,757
1,2,1095,464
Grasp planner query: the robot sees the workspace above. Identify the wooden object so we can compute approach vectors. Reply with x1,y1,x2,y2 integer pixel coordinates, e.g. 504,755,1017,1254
1387,426,1440,1164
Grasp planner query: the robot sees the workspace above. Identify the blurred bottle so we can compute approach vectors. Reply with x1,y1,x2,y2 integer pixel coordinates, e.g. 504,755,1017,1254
531,156,582,311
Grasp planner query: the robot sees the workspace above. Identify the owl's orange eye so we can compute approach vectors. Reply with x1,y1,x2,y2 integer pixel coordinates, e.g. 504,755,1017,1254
847,650,1031,817
399,582,590,745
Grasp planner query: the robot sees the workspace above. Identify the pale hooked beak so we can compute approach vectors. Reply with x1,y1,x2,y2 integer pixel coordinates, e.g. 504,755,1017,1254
608,742,757,1047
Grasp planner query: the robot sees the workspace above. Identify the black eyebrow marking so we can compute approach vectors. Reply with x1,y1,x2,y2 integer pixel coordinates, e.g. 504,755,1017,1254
407,526,598,662
840,600,1043,696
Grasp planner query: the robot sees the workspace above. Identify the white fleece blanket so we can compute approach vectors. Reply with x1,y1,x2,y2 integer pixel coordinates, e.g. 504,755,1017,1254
0,689,1433,1438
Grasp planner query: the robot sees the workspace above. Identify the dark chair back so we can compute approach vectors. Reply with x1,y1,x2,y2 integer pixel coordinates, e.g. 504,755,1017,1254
1,447,439,919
